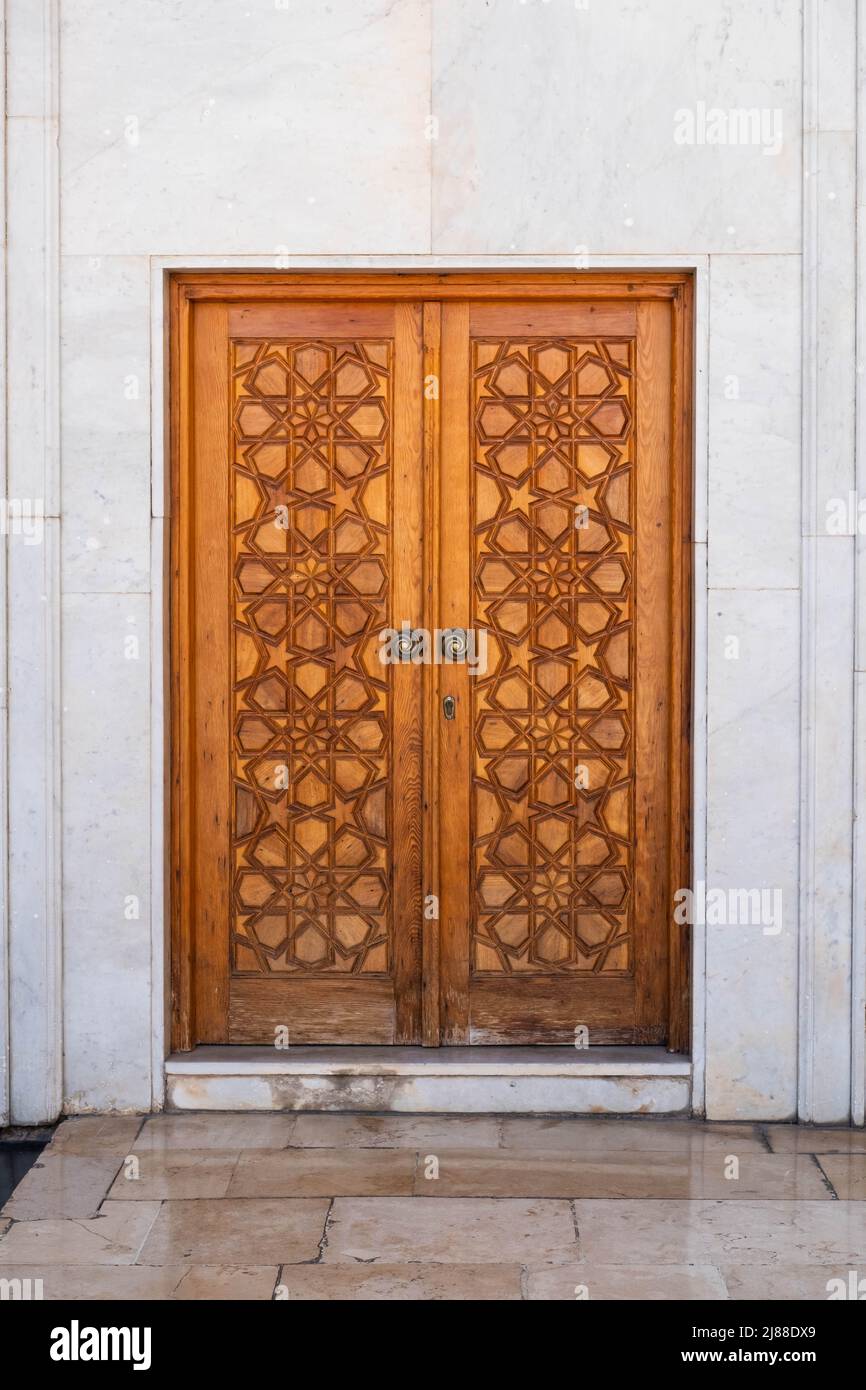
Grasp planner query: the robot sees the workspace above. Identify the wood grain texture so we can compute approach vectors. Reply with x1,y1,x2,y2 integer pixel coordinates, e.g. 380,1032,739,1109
170,272,693,1052
169,274,193,1050
471,328,637,979
191,300,231,1041
177,271,683,303
391,304,425,1042
632,300,672,1038
436,301,678,1043
421,300,442,1046
178,298,425,1045
438,303,472,1043
469,303,637,335
228,304,395,337
230,978,394,1044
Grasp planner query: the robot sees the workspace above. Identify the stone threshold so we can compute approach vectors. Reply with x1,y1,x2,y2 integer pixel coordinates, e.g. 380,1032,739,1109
165,1046,691,1115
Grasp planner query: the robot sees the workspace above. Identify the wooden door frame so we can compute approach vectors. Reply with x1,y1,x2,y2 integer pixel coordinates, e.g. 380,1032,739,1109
169,269,694,1053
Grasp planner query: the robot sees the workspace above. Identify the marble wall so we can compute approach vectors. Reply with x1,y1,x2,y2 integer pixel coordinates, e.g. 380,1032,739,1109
2,0,862,1122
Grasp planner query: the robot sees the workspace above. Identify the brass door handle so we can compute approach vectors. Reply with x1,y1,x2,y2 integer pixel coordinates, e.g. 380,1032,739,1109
440,628,469,661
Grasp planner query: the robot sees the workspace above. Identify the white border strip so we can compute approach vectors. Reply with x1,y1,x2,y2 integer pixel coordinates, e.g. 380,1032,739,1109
4,0,63,1124
148,253,709,1108
798,0,821,1128
852,0,866,1127
0,0,10,1129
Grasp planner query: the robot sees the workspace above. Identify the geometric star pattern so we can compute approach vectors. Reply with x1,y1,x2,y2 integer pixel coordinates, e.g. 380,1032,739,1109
471,337,635,974
229,339,392,976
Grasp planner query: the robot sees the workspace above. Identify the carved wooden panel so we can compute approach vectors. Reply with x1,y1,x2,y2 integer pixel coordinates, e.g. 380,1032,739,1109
230,339,394,977
175,278,688,1050
471,338,635,976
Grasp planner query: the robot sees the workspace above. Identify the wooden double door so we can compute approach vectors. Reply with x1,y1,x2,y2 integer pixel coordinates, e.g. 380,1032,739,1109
171,273,692,1050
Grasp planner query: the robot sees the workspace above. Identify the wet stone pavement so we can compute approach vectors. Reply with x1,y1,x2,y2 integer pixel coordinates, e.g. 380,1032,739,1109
0,1113,865,1300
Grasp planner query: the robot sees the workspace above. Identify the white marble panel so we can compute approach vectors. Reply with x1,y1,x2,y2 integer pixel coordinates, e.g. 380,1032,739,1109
5,0,50,118
802,536,855,1123
799,0,859,1125
6,115,59,511
7,523,62,1124
60,0,432,255
432,0,802,255
5,3,62,1125
690,541,709,1115
707,255,801,590
704,588,800,1119
61,256,151,592
811,0,857,133
62,594,152,1111
809,131,857,528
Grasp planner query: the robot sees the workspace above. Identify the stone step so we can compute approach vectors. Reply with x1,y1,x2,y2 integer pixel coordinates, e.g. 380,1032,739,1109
165,1046,691,1115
